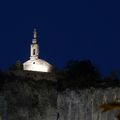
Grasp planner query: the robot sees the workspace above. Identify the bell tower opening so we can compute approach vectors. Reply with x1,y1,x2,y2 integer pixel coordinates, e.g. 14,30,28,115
33,49,35,55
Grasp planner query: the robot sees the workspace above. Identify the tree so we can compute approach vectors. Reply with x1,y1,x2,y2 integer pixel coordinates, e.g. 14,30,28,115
57,60,101,91
9,60,23,70
64,60,101,80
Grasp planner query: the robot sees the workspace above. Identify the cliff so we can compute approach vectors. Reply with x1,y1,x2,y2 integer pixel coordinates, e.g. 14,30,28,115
0,69,120,120
58,88,120,120
0,71,57,120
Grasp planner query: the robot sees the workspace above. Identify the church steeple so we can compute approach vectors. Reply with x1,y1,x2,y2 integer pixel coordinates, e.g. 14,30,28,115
23,29,53,72
30,29,39,60
32,28,37,44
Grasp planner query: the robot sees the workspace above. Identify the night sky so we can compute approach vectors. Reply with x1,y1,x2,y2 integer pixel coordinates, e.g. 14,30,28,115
0,0,120,75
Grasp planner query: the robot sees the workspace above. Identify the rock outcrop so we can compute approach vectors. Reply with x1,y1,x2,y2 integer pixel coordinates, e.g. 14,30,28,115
1,71,120,120
1,71,57,120
58,88,120,120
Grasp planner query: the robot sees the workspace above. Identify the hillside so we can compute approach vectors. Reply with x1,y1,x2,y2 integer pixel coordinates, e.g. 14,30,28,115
0,60,120,120
0,70,57,120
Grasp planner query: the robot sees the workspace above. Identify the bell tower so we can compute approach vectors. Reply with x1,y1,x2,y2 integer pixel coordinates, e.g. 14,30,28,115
30,29,39,60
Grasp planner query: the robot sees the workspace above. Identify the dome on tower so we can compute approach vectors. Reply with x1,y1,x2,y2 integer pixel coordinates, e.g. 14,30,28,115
23,29,53,72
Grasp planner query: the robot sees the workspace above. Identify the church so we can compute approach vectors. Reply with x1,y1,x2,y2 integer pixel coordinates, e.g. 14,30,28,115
23,29,53,72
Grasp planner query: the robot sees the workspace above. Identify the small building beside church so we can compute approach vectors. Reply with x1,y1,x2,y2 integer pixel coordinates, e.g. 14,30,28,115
23,29,53,72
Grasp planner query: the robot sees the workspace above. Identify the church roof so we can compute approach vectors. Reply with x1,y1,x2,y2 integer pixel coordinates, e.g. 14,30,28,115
24,58,52,66
23,58,53,72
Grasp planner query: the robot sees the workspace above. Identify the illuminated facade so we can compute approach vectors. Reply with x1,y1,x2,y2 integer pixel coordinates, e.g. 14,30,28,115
23,29,53,72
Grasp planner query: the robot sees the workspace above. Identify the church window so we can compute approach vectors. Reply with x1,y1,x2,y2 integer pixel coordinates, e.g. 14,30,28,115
33,49,35,55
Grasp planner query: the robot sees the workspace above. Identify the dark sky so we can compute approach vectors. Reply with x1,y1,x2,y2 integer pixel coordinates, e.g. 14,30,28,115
0,0,120,75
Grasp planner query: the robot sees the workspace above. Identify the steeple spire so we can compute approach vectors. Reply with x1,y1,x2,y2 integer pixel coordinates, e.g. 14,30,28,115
33,28,37,39
30,28,39,59
32,28,37,43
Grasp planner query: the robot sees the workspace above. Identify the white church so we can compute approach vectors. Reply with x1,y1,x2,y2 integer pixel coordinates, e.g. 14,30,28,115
23,29,53,72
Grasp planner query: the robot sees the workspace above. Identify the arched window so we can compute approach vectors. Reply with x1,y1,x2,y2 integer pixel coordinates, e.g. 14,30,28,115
33,49,35,55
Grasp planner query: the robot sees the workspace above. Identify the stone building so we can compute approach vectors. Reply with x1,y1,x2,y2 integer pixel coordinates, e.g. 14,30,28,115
23,29,53,72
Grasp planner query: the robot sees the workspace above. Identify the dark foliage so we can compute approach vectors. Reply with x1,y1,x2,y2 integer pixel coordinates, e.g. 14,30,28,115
57,60,120,91
0,59,120,93
9,60,23,71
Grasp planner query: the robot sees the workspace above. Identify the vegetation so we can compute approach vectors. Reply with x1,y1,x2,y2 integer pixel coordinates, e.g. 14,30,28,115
0,59,120,92
9,60,23,70
0,59,120,119
57,60,120,91
0,59,120,120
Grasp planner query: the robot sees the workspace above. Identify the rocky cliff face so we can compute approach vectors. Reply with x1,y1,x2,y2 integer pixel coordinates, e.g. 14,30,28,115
58,88,120,120
1,71,120,120
1,72,57,120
